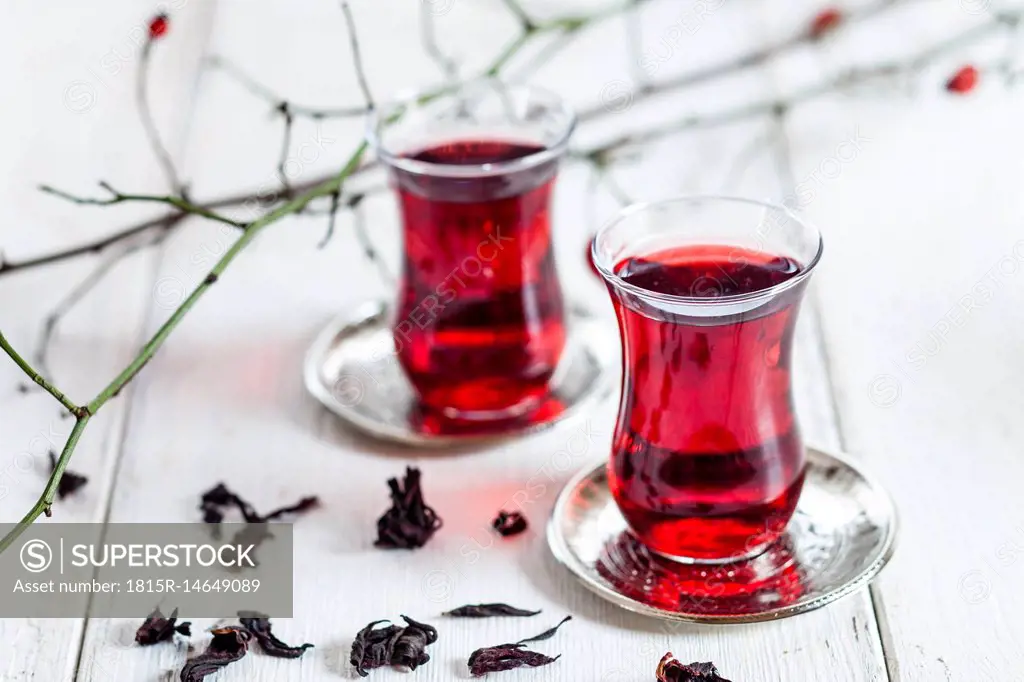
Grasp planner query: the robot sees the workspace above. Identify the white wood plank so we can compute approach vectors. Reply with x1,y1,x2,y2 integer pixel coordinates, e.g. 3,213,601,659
74,1,887,680
0,1,217,679
764,0,1024,677
787,94,1024,680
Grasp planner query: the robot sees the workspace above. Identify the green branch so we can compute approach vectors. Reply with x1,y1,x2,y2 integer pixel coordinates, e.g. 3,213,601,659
0,416,89,554
0,332,84,417
0,141,368,555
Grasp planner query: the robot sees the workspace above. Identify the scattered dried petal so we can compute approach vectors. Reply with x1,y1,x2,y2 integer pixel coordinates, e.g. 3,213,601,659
135,607,191,645
491,511,528,537
200,483,260,523
49,451,88,499
466,616,570,676
238,611,313,659
350,616,437,677
946,65,979,94
262,496,320,521
374,467,442,549
468,644,559,677
516,615,571,644
391,616,437,671
656,653,733,682
199,483,319,524
350,620,402,677
443,603,541,618
148,14,169,40
809,8,842,39
179,626,250,682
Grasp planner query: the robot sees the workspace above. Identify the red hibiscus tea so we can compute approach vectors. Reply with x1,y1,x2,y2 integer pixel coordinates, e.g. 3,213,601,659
391,141,564,416
369,82,576,420
593,197,822,563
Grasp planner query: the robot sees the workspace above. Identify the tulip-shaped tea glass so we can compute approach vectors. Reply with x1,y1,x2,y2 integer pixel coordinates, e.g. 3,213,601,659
592,196,823,564
368,80,576,422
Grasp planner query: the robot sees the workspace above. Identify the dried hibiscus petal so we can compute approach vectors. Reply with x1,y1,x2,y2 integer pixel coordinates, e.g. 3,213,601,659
135,607,191,645
443,603,541,618
656,653,733,682
179,626,251,682
516,615,571,644
491,511,528,537
49,451,88,499
350,615,437,677
199,483,319,524
469,644,559,677
238,611,313,659
200,483,260,523
374,467,442,549
351,620,402,677
466,615,570,676
262,496,320,521
391,615,437,671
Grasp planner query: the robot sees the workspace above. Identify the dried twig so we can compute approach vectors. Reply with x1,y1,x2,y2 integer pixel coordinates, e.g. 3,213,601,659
34,223,177,378
420,0,459,80
339,0,375,110
206,56,368,120
275,102,296,200
318,191,342,249
0,0,924,278
348,193,394,287
138,39,185,195
38,182,248,229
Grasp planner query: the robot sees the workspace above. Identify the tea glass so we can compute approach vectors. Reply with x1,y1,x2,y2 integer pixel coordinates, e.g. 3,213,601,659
591,196,823,563
367,80,576,422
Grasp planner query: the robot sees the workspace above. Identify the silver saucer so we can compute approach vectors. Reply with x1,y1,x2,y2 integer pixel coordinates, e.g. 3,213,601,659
304,300,617,447
547,447,898,624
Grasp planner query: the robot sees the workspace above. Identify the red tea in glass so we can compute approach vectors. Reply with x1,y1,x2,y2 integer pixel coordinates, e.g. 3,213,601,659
592,197,822,563
369,82,576,420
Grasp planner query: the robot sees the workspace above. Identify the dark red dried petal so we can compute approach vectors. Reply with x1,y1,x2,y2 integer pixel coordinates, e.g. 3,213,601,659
946,65,979,94
349,616,437,677
180,627,251,682
374,467,442,549
443,603,541,618
135,607,191,645
238,612,313,659
656,653,733,682
809,8,842,39
468,644,559,677
492,510,528,537
148,14,169,40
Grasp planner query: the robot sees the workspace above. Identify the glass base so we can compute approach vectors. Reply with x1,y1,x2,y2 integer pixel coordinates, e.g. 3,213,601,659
650,536,778,566
437,393,544,423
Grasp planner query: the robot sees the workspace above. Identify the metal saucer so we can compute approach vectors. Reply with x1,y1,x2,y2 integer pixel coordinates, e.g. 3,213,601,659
547,447,898,624
304,300,617,447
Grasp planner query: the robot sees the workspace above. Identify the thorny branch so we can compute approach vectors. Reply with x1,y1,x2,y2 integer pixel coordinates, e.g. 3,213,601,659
1,0,1020,553
3,0,989,282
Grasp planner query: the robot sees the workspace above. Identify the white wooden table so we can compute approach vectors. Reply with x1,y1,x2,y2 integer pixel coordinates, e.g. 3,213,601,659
2,0,1022,679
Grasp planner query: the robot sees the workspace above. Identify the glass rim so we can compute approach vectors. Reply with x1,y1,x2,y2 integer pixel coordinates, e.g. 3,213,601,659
591,194,824,307
365,78,577,179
